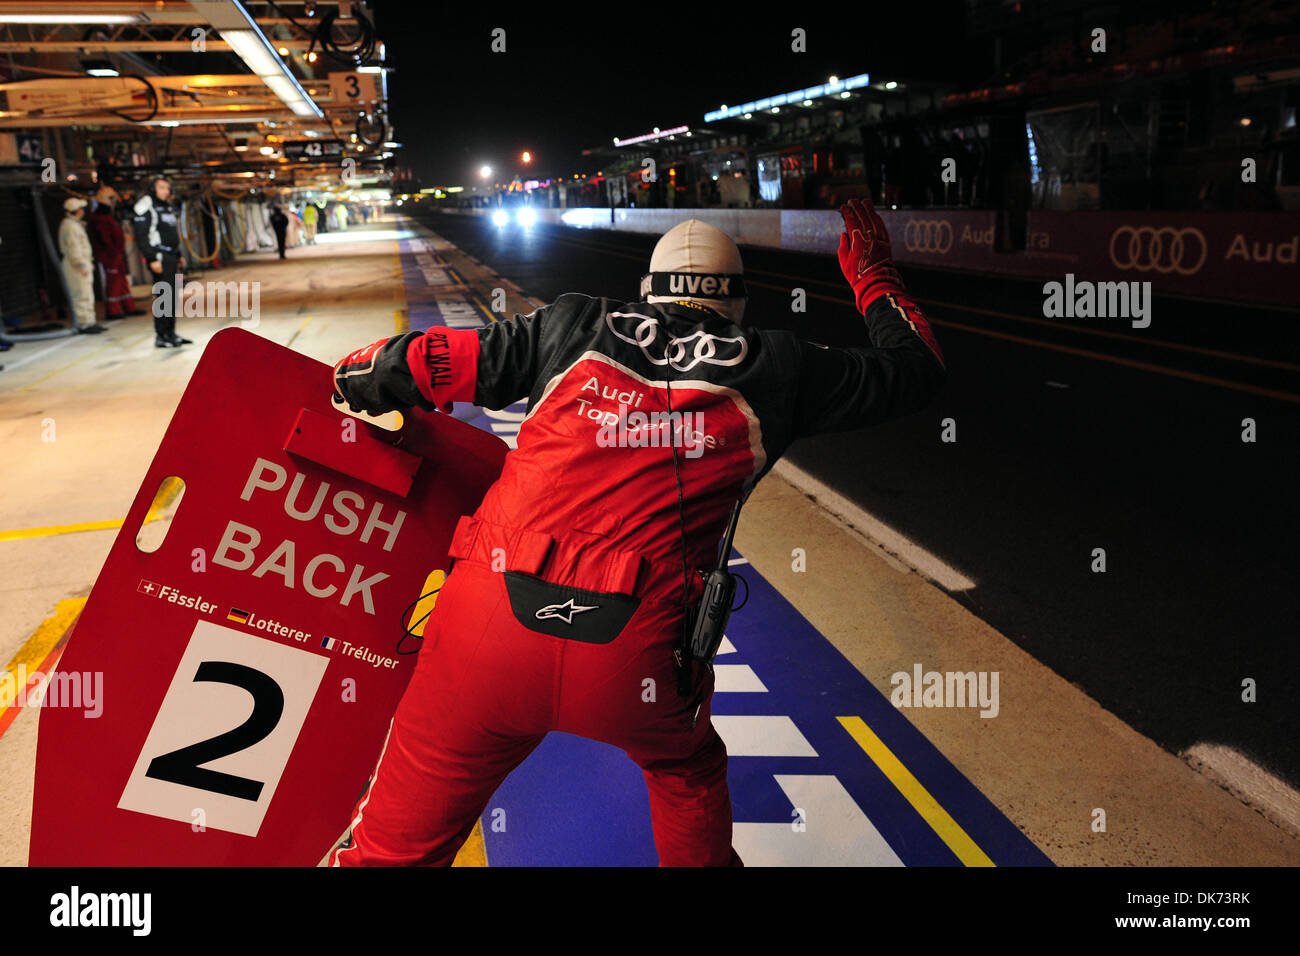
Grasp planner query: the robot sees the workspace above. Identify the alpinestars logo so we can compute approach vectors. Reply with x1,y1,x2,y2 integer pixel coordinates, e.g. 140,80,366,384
536,599,599,624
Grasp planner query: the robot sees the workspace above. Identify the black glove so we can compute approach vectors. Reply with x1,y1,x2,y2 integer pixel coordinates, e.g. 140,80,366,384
332,331,434,415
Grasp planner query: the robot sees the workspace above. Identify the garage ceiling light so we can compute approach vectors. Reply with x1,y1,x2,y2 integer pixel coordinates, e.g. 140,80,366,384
188,0,323,119
0,13,147,23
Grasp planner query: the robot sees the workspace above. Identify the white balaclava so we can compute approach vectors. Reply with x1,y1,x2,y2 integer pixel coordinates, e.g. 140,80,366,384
640,219,747,323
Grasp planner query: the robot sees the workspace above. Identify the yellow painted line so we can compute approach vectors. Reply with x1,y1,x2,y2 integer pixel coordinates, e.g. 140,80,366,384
445,266,503,325
285,314,314,349
450,818,489,867
0,475,183,543
19,331,154,391
838,715,995,867
0,597,87,728
0,519,123,542
394,306,408,334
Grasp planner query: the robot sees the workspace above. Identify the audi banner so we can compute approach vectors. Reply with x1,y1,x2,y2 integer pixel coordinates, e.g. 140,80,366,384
880,210,1298,307
882,211,1000,271
1014,212,1298,306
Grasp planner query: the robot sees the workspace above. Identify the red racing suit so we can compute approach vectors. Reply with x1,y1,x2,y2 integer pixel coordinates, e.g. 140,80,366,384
329,276,946,867
87,206,137,317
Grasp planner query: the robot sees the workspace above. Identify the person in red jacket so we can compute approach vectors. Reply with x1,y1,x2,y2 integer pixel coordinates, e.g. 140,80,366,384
87,187,141,320
328,198,945,866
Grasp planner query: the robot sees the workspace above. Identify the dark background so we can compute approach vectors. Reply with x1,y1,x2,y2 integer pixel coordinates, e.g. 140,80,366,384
377,8,975,185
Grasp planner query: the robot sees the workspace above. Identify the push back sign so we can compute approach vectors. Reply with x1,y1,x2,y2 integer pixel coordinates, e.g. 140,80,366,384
30,328,506,865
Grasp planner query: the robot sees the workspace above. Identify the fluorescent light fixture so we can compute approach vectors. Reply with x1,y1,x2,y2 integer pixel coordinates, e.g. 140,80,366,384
0,13,145,24
611,125,689,146
221,29,281,75
139,116,273,126
219,26,323,118
86,68,120,77
704,72,870,122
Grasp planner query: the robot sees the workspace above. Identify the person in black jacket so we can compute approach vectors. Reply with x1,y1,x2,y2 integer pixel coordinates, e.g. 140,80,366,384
132,177,192,348
328,198,945,867
270,205,289,259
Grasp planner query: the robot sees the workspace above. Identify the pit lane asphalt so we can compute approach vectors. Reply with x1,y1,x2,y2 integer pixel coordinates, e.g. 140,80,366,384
408,209,1300,789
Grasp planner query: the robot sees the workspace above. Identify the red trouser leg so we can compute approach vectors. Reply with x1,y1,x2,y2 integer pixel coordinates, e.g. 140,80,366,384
637,714,741,867
331,564,552,866
100,263,136,316
554,604,742,867
332,559,742,866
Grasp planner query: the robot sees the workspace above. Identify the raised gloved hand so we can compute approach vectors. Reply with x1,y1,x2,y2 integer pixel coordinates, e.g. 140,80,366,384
332,331,433,415
837,197,945,368
837,197,904,315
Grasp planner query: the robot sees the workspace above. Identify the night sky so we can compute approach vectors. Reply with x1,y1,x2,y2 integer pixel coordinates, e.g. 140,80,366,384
376,7,976,187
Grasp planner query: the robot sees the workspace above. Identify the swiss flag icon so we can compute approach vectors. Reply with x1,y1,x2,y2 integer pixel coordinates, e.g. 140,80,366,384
137,579,160,597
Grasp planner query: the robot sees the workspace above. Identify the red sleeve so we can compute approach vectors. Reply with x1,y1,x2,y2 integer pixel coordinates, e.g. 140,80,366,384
404,327,481,410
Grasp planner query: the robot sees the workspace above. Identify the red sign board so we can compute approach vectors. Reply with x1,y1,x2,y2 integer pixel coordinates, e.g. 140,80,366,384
29,328,507,865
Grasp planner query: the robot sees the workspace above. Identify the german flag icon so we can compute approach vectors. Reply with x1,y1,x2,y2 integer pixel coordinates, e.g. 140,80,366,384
227,607,251,624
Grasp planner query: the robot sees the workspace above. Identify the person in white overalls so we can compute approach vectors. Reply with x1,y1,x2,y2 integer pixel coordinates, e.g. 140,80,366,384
58,197,105,334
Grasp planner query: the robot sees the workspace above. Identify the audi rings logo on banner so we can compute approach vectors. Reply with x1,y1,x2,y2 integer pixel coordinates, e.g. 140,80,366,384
1109,226,1208,275
903,219,954,255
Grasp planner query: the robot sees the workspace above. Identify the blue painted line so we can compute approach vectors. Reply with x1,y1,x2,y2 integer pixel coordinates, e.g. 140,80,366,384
395,231,1052,867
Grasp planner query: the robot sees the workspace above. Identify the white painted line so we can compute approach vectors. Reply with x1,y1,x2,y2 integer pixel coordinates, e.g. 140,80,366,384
726,556,750,567
481,407,527,422
1182,743,1300,839
713,664,768,693
715,636,738,656
772,459,976,592
712,715,817,757
0,337,76,373
733,774,904,866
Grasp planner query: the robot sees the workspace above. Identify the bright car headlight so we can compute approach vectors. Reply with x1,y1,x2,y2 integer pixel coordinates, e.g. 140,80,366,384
491,209,509,227
516,207,537,228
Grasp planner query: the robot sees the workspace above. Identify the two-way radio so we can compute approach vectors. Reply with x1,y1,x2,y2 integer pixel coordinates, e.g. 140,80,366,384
664,366,747,707
687,500,743,663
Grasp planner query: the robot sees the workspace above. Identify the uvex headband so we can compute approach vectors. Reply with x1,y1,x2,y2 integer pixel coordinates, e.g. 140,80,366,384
640,271,747,299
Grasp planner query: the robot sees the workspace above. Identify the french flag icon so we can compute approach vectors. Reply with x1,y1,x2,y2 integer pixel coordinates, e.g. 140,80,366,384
321,636,336,650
